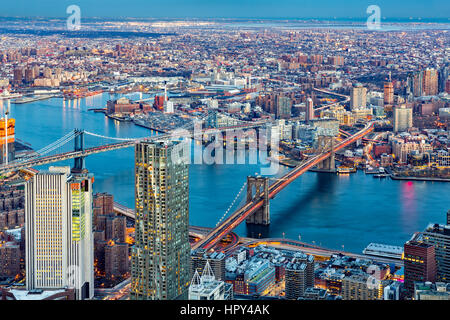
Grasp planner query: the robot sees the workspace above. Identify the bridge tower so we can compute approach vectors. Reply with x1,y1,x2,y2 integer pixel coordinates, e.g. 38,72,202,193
72,129,87,173
245,176,270,226
316,135,335,172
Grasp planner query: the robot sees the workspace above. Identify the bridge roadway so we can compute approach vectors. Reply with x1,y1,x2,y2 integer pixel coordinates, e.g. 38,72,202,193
0,121,269,175
339,129,381,144
113,200,402,267
193,122,375,251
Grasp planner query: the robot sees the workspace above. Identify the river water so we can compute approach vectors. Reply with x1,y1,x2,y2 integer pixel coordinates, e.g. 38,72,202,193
1,93,449,253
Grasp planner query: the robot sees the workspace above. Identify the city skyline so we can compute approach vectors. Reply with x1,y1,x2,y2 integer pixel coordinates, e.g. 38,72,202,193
0,6,448,303
1,0,449,19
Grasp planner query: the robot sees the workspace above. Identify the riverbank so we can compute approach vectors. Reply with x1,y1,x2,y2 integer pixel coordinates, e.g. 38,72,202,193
390,175,450,182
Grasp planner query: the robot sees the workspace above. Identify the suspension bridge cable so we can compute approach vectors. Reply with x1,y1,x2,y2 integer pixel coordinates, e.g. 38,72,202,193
215,181,247,227
21,130,79,160
83,131,137,141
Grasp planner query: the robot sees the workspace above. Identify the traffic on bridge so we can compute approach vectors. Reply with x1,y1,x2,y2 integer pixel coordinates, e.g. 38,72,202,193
193,122,375,251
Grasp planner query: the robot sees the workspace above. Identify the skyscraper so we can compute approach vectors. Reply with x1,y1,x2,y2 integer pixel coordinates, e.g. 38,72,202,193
350,83,367,110
393,104,413,132
285,254,314,299
131,140,190,300
383,81,394,105
411,71,424,97
276,95,292,119
423,68,438,96
421,214,450,283
403,240,436,298
25,166,94,300
305,98,314,123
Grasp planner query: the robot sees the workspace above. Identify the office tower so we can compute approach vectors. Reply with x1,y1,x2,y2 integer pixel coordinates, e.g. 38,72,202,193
25,166,94,300
131,141,190,300
350,83,367,110
403,240,436,298
188,262,232,300
383,81,394,105
191,249,226,281
423,68,438,96
305,98,314,123
393,104,413,132
422,217,450,283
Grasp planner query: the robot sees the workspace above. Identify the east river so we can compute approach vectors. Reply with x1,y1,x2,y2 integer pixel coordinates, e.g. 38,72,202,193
2,93,449,253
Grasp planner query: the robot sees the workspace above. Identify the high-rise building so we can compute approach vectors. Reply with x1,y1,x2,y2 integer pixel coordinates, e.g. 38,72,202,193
276,95,292,119
393,104,413,132
93,192,114,216
104,240,129,278
350,83,367,110
438,64,449,93
383,81,394,105
285,254,314,299
13,67,23,85
423,68,439,96
411,71,424,97
305,98,314,123
403,240,436,298
421,217,450,283
25,166,94,300
131,141,190,300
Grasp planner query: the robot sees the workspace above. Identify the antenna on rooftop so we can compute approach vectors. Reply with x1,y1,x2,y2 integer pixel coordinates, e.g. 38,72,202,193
201,260,215,283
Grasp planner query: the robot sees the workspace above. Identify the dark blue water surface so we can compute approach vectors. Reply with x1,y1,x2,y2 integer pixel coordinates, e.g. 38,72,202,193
2,93,449,253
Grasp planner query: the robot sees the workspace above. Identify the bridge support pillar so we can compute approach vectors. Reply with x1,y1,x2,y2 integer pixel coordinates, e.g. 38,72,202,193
316,136,335,172
72,129,87,174
245,176,270,226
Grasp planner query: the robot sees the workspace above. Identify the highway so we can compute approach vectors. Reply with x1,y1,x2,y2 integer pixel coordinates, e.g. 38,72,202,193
193,122,375,251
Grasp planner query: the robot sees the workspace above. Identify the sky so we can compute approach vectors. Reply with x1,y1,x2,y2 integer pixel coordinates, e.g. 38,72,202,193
2,0,449,19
